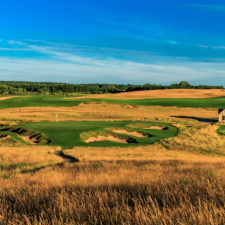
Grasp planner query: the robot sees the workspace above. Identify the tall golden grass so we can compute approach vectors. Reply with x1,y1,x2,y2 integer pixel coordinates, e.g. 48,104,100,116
68,88,225,99
0,159,224,224
65,124,225,162
0,97,224,224
0,103,217,123
63,144,224,162
0,122,224,224
162,124,225,155
0,146,62,165
0,146,63,178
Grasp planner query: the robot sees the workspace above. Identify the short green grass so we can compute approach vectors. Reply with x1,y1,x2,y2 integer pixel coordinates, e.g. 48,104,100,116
102,97,225,108
0,96,225,109
18,121,178,149
217,126,225,135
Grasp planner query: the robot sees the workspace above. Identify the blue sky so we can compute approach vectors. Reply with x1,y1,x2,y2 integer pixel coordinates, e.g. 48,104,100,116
0,0,225,84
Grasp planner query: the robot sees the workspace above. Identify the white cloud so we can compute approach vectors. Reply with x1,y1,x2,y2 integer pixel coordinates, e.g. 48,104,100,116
0,39,224,85
0,47,32,51
199,44,225,50
0,56,224,85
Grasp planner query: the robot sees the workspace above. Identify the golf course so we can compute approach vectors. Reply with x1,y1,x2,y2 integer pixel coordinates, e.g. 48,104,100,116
2,0,225,223
1,95,225,109
0,89,225,224
0,121,178,149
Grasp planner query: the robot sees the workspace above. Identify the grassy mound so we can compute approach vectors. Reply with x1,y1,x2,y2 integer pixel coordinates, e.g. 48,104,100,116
0,126,50,145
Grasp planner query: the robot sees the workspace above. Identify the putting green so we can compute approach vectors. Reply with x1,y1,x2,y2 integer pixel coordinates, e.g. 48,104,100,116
0,121,178,149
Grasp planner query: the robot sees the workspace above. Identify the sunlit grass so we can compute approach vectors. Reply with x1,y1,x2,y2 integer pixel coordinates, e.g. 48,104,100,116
162,124,225,155
0,146,63,178
0,158,224,224
0,91,224,224
0,102,217,125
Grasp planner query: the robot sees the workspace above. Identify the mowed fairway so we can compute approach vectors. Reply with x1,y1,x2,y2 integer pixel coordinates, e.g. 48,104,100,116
1,93,225,109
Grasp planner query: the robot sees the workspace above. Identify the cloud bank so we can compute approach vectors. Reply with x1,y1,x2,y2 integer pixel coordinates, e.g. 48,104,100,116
0,39,225,85
0,56,224,85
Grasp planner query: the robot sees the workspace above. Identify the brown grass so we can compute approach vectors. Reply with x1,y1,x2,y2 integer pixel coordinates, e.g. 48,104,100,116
0,122,224,224
68,88,225,99
0,103,217,123
0,158,224,224
63,144,224,162
0,93,224,224
64,123,225,162
0,146,63,178
0,146,62,165
162,124,225,155
0,135,26,147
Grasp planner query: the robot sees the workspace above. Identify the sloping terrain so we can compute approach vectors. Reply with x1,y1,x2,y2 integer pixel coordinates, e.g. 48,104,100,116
68,89,225,99
0,94,225,110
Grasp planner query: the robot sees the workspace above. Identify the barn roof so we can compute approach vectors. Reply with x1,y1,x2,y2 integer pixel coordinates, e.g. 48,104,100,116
218,109,225,114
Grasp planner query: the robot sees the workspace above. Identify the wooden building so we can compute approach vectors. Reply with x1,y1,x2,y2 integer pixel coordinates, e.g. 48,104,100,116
218,109,225,122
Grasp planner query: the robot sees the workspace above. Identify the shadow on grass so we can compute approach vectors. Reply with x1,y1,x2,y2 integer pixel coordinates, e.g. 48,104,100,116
171,116,217,123
56,151,79,163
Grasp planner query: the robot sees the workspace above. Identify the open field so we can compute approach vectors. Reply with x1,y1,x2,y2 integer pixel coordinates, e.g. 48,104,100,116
0,89,225,224
63,144,225,162
1,94,225,109
69,88,225,99
0,146,63,179
0,103,218,124
0,156,225,224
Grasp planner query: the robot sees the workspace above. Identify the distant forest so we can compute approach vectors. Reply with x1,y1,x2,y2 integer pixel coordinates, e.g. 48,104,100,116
0,81,223,95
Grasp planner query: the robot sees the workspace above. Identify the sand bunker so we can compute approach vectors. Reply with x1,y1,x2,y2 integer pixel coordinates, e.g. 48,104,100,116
0,96,19,101
147,126,167,130
21,136,37,145
85,135,127,144
0,134,9,141
113,129,146,137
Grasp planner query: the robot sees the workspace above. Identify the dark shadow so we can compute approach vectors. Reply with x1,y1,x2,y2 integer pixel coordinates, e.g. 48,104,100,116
126,137,139,144
171,116,218,123
21,165,48,174
56,151,79,163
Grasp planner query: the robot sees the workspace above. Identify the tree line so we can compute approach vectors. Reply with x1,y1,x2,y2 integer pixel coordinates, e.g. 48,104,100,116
0,81,223,95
